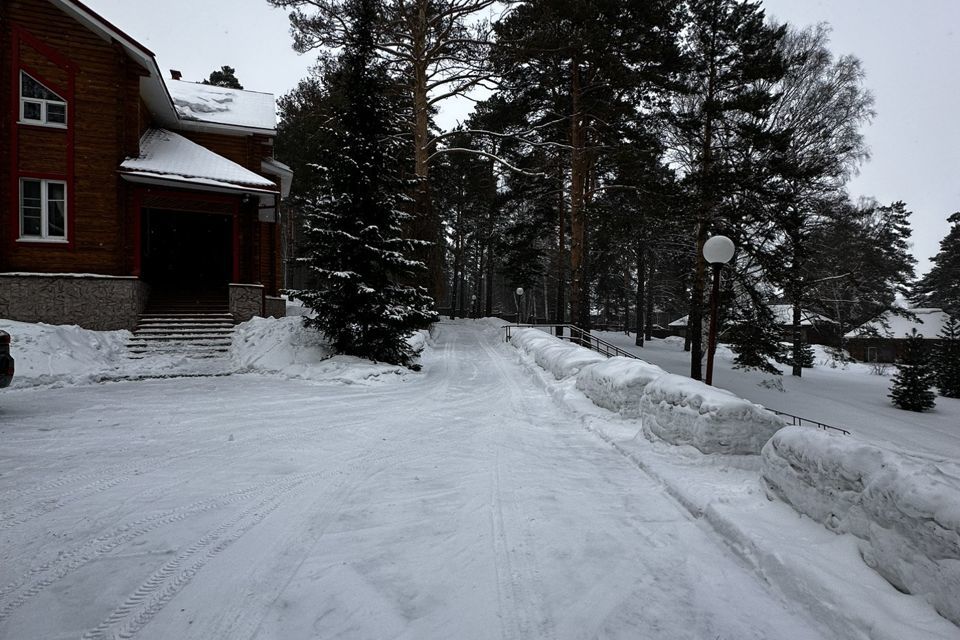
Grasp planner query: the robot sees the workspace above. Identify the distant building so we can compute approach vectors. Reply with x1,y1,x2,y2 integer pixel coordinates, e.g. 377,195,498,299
668,304,836,344
844,308,949,363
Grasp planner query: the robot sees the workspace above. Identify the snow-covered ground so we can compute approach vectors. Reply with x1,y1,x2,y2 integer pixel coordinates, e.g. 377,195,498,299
0,318,957,638
595,330,960,460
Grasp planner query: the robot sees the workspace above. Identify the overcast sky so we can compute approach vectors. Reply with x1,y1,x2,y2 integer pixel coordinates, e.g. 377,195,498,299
80,0,958,276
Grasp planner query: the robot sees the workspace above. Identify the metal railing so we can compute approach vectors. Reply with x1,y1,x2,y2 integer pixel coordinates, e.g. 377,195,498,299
503,322,852,436
769,410,851,435
503,323,640,360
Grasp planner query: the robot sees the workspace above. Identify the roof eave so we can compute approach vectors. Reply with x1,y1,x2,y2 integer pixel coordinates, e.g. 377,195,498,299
48,0,179,126
176,118,276,138
119,171,279,196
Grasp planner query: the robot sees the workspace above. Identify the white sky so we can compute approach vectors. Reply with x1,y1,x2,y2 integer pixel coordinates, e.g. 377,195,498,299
78,0,958,276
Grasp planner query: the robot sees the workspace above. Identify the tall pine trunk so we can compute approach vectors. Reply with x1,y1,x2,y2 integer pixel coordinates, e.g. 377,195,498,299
645,253,656,342
635,240,645,347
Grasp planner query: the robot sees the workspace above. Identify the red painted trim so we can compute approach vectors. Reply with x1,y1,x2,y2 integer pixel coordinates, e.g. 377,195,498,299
132,188,143,276
133,186,242,280
15,171,66,181
232,210,241,282
18,62,70,99
14,26,78,71
139,187,241,207
67,70,76,251
64,0,157,58
8,31,20,253
10,26,78,253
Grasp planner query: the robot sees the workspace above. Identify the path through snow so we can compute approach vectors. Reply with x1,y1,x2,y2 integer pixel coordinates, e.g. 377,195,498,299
0,322,913,638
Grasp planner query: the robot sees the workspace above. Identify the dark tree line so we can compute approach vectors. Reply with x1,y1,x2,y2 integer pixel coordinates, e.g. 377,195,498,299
272,0,925,374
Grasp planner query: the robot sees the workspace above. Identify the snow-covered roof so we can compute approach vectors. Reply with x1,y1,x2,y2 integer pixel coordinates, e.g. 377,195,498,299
844,308,951,340
120,129,277,194
166,79,277,133
766,304,836,326
668,305,835,328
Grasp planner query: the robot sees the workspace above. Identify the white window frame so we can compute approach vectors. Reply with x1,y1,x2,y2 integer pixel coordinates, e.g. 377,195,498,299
19,71,67,128
19,178,68,242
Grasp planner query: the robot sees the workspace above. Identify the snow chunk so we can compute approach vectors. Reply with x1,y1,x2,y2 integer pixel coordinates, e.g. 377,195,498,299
166,79,277,131
641,373,784,455
510,328,605,379
762,426,960,626
576,357,668,417
0,319,130,387
231,317,426,383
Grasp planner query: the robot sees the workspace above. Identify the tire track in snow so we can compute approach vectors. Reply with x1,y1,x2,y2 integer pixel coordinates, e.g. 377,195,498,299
78,435,435,640
475,329,553,640
80,475,317,640
0,415,360,534
0,456,184,532
0,472,325,621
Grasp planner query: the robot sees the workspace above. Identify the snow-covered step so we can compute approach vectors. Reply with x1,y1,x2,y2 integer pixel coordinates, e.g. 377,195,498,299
132,325,235,334
128,309,236,359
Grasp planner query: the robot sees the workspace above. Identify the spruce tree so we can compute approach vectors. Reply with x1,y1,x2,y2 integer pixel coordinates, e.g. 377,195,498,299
935,314,960,397
913,211,960,315
203,65,243,89
295,0,436,366
781,339,815,369
728,297,784,375
889,329,936,411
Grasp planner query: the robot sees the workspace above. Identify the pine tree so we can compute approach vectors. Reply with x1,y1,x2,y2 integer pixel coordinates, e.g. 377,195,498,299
492,0,683,335
913,211,960,315
669,0,788,380
935,314,960,397
782,340,815,369
727,294,783,375
295,0,436,366
203,65,243,89
889,329,936,411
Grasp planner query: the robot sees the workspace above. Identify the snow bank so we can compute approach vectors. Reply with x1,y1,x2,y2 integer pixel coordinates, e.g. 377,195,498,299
640,374,784,455
575,357,667,417
511,330,781,455
762,427,960,626
510,328,606,379
232,316,332,371
231,317,426,383
0,319,130,387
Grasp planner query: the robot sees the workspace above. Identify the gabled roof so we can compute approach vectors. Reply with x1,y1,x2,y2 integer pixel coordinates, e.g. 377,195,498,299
668,305,835,328
844,308,951,340
166,80,277,134
47,1,276,136
48,0,178,128
119,129,277,194
766,304,837,327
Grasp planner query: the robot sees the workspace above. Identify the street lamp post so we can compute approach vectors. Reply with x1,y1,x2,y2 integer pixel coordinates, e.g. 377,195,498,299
703,235,735,386
515,287,524,324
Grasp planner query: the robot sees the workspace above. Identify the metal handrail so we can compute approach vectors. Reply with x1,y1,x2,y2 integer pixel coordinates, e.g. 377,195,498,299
503,323,640,360
769,410,851,435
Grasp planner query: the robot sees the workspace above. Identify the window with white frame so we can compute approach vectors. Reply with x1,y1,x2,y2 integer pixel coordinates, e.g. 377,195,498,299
20,179,67,241
20,71,67,127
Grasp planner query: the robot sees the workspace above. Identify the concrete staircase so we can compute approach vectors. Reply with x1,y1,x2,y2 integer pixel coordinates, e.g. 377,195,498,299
128,291,235,359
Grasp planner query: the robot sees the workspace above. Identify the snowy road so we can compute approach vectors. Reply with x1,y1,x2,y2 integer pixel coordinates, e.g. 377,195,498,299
0,322,831,639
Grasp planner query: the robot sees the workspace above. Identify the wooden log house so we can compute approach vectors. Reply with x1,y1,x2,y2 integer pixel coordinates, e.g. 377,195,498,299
0,0,292,330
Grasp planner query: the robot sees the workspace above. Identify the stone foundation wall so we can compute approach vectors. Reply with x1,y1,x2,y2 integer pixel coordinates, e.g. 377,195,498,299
229,283,263,323
264,296,286,319
0,274,147,330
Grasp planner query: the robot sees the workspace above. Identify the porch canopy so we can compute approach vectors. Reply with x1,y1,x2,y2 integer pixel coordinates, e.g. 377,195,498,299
119,128,278,195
